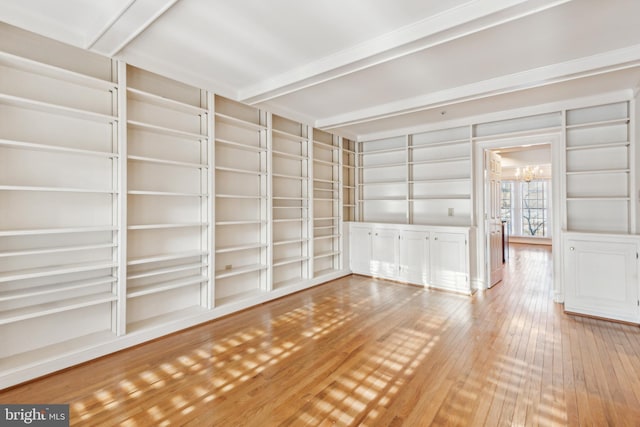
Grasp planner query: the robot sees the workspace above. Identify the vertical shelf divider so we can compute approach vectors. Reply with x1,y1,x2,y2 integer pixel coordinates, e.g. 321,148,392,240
116,60,127,336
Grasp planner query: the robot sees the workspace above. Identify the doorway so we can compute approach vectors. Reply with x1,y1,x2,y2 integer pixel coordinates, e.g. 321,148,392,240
474,133,562,298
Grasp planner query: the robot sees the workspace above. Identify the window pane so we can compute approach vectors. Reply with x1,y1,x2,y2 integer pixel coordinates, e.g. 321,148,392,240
521,180,547,237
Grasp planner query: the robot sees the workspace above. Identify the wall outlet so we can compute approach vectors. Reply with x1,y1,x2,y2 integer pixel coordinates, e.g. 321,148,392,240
448,207,454,216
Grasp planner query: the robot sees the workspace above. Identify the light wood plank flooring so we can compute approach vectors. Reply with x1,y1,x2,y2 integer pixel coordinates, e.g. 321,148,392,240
2,244,640,426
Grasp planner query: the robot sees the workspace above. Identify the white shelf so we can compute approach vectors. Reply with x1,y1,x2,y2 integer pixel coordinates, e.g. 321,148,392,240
273,206,305,209
273,238,308,246
314,268,340,277
566,197,630,201
565,141,629,151
215,112,266,131
0,185,115,194
127,275,207,299
314,234,340,240
216,220,266,226
313,140,338,150
0,226,117,237
127,87,206,115
313,158,337,166
343,204,356,207
313,178,339,184
272,128,308,142
215,243,266,254
127,155,207,169
0,51,117,91
0,261,117,283
360,146,405,155
128,120,205,141
0,93,117,123
216,194,265,200
314,197,336,201
0,276,116,302
273,277,305,288
215,263,267,279
409,177,470,183
216,166,264,176
314,216,339,221
357,161,406,169
410,138,469,149
272,150,307,160
565,117,629,130
359,197,406,201
215,289,265,307
127,223,206,230
215,137,266,152
0,243,115,258
273,196,306,201
128,251,207,266
314,251,340,259
0,293,117,326
128,190,206,197
409,156,469,165
410,195,471,200
0,138,117,158
359,180,406,185
272,172,307,181
314,226,337,231
565,168,630,176
126,306,208,333
127,262,205,280
273,218,307,223
273,256,308,267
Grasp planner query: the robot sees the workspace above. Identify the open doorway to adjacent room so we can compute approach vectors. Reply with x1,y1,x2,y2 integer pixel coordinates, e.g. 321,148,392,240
475,134,561,293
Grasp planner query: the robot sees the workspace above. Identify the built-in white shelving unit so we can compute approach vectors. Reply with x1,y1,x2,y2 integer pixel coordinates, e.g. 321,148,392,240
564,102,632,233
357,136,408,223
342,138,356,222
312,129,342,276
409,127,472,226
214,96,269,305
357,128,472,226
125,65,211,331
271,115,311,289
0,41,121,372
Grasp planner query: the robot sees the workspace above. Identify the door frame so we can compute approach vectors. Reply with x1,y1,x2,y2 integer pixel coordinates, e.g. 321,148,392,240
473,132,563,301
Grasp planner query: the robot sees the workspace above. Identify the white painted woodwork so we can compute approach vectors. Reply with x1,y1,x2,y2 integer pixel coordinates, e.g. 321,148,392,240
563,232,639,323
370,229,397,280
3,3,640,138
350,223,471,294
398,230,430,285
486,151,503,287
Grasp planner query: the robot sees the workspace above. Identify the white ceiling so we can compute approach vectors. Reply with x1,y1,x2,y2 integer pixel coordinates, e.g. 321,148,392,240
2,0,640,139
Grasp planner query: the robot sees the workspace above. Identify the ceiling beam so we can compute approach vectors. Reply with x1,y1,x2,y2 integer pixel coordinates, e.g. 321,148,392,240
238,0,572,105
88,0,180,58
315,44,640,130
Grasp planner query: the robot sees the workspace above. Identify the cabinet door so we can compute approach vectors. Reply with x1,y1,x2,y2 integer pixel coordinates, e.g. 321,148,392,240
430,232,469,292
564,239,638,323
399,230,429,285
371,229,398,279
350,226,372,274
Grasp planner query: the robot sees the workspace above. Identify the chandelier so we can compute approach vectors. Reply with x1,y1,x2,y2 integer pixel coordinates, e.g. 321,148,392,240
515,165,540,182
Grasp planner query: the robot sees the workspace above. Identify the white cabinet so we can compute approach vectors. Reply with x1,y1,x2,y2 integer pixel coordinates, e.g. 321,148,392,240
398,230,429,285
371,228,397,280
350,225,372,274
431,232,469,293
350,223,471,294
563,233,639,323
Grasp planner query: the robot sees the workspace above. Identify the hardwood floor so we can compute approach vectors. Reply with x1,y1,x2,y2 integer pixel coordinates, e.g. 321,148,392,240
2,243,640,426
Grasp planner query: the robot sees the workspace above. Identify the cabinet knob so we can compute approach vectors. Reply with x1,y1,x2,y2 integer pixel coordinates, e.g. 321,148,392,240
434,237,438,240
570,247,575,251
368,232,371,235
375,233,378,236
